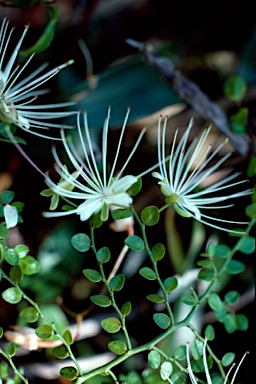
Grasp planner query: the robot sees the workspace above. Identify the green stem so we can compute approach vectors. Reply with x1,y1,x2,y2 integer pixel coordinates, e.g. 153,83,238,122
90,225,132,351
2,271,84,377
0,349,29,384
131,206,174,325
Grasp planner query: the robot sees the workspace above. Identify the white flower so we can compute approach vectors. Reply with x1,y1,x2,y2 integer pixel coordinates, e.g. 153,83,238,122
152,117,252,233
43,108,146,222
0,18,76,138
186,339,248,384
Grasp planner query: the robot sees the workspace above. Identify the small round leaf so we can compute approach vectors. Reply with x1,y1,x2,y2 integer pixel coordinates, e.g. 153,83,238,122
20,307,39,323
139,267,156,280
151,243,165,261
121,302,132,317
163,276,178,293
52,345,69,359
4,249,19,266
222,352,235,367
63,329,74,345
71,233,90,252
101,317,121,333
181,294,198,306
109,274,125,291
174,345,186,360
160,362,173,380
83,269,102,283
5,342,16,358
238,236,255,254
96,247,111,263
146,294,164,303
198,268,215,281
35,324,54,340
2,287,22,304
90,294,111,307
125,235,144,252
14,244,29,258
141,206,160,226
108,340,127,355
204,325,215,341
148,350,161,369
19,256,40,275
9,265,23,283
153,313,170,329
224,290,239,305
111,209,132,220
226,260,245,275
60,366,78,381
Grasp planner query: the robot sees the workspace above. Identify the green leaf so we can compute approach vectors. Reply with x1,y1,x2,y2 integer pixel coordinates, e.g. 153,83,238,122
0,327,3,338
96,247,111,263
111,208,132,220
224,290,239,305
197,259,213,267
20,307,39,323
19,256,40,275
14,244,29,258
125,235,144,252
146,294,164,303
153,313,170,329
198,268,215,281
207,242,216,257
223,314,237,333
0,222,9,240
224,75,247,101
63,329,74,345
215,244,230,259
238,236,255,254
40,188,54,197
9,265,23,283
121,301,132,317
148,350,161,369
90,294,111,307
109,274,125,291
208,293,227,322
4,249,19,266
230,107,248,134
52,345,69,359
174,345,186,361
226,260,245,275
141,206,160,226
163,276,178,292
204,325,215,341
101,317,121,333
35,324,54,340
89,211,103,228
60,366,78,381
151,243,165,261
180,294,198,306
1,190,15,204
127,177,142,196
247,156,256,177
4,342,16,358
246,202,256,219
83,269,102,283
222,352,235,367
71,233,90,252
235,314,249,331
139,267,156,280
2,287,22,304
108,340,127,355
21,5,59,56
191,340,204,360
0,360,8,379
160,361,173,380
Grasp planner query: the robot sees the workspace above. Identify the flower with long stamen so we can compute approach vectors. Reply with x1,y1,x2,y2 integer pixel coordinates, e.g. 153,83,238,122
152,117,252,233
0,18,76,138
186,340,248,384
43,108,146,222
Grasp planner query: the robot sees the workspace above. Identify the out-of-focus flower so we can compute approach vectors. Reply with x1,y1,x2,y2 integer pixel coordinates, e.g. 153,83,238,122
153,117,252,233
186,339,248,384
0,18,76,138
43,108,146,222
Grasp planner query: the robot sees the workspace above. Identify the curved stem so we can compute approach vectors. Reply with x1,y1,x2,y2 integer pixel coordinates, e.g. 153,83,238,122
131,205,174,325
